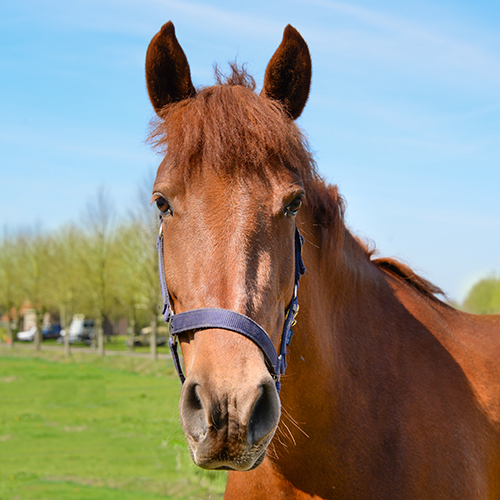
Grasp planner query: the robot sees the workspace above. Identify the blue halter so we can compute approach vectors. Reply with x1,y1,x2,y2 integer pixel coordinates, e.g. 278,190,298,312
157,218,306,393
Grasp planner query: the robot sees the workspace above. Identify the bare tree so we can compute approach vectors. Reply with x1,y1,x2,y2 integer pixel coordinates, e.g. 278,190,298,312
118,173,162,360
17,230,54,351
118,218,161,359
0,228,23,347
116,221,145,351
52,224,86,355
81,188,119,356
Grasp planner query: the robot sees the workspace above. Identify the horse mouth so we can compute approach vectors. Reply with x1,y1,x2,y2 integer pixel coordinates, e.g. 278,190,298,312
212,451,267,471
188,432,272,471
193,446,268,471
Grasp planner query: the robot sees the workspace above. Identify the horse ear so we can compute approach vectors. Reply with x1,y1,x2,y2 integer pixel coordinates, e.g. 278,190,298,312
261,25,311,120
145,21,196,114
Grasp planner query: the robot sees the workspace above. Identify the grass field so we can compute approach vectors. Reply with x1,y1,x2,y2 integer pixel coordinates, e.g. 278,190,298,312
0,346,227,500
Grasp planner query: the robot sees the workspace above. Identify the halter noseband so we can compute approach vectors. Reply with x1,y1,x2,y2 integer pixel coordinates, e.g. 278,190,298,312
157,217,306,393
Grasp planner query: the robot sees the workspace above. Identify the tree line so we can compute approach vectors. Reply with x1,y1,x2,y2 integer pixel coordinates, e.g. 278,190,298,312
0,186,162,357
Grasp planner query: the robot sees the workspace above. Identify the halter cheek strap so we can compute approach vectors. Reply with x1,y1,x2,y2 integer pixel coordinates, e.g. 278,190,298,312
157,217,306,393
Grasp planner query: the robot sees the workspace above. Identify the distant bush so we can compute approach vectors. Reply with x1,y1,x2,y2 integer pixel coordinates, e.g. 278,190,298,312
462,276,500,314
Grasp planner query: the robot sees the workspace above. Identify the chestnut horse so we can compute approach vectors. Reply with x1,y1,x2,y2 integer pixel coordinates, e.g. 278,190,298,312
146,22,500,499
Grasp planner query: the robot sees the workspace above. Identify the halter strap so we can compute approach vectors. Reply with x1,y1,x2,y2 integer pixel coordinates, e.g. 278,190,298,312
157,218,306,392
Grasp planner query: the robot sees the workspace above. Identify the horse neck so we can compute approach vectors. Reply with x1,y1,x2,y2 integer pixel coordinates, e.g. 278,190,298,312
293,206,386,374
265,206,402,489
282,203,402,423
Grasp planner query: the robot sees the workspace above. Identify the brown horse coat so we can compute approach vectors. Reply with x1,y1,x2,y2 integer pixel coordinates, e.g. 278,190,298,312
146,22,500,500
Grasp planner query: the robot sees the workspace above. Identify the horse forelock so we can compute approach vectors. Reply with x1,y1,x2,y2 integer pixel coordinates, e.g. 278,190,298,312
149,74,308,172
213,62,257,89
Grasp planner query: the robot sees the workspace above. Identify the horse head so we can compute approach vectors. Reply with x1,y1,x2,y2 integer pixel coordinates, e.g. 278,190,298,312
146,22,312,471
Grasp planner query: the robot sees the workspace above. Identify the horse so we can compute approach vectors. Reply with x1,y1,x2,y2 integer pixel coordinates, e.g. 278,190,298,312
145,22,500,499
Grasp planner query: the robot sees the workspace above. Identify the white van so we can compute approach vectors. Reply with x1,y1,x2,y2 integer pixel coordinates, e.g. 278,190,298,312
60,315,95,344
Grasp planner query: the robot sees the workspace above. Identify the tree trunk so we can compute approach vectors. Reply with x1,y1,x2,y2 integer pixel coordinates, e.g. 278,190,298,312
60,306,71,356
64,327,71,356
96,316,105,356
150,316,158,361
34,309,43,352
7,309,15,349
128,317,136,352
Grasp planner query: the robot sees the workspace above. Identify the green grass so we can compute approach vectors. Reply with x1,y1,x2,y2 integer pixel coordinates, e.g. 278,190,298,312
0,346,227,499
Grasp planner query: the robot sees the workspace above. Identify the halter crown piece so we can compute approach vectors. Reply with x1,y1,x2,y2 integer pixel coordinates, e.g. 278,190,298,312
157,216,306,393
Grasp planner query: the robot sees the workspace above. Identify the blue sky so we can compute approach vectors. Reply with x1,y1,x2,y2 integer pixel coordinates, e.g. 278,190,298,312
1,0,499,302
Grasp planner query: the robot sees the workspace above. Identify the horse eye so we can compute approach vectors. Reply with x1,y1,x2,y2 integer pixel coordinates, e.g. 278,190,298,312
156,196,172,215
285,197,303,217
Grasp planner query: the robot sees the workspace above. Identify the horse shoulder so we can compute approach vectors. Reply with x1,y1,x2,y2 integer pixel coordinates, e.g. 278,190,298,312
388,273,500,426
449,311,500,425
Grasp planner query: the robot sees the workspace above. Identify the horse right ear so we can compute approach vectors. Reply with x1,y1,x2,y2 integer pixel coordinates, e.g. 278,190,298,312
146,22,196,114
261,25,312,120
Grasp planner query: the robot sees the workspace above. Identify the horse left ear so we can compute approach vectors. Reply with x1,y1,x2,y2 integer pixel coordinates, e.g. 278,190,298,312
146,21,196,114
261,25,312,120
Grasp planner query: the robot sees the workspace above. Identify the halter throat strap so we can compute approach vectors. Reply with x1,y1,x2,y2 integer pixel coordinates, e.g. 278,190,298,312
156,219,306,392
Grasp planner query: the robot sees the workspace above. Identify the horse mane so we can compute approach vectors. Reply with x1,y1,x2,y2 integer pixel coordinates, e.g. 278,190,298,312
372,257,445,301
149,64,442,302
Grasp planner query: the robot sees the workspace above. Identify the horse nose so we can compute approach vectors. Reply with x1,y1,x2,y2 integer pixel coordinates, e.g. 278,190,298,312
180,377,280,451
247,379,281,445
180,382,208,443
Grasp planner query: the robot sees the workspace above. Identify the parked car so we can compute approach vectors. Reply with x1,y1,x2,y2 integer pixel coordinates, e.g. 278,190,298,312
16,324,62,342
58,316,95,344
126,326,168,347
42,324,62,339
128,335,167,347
16,326,37,341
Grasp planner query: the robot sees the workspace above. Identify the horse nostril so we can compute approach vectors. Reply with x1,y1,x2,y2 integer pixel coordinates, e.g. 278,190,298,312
180,382,207,442
247,380,281,446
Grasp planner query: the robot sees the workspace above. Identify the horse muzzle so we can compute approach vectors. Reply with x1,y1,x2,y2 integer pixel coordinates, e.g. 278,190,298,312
179,375,281,470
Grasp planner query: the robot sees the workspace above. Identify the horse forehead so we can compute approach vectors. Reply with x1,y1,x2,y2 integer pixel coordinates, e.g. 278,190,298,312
172,167,295,210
